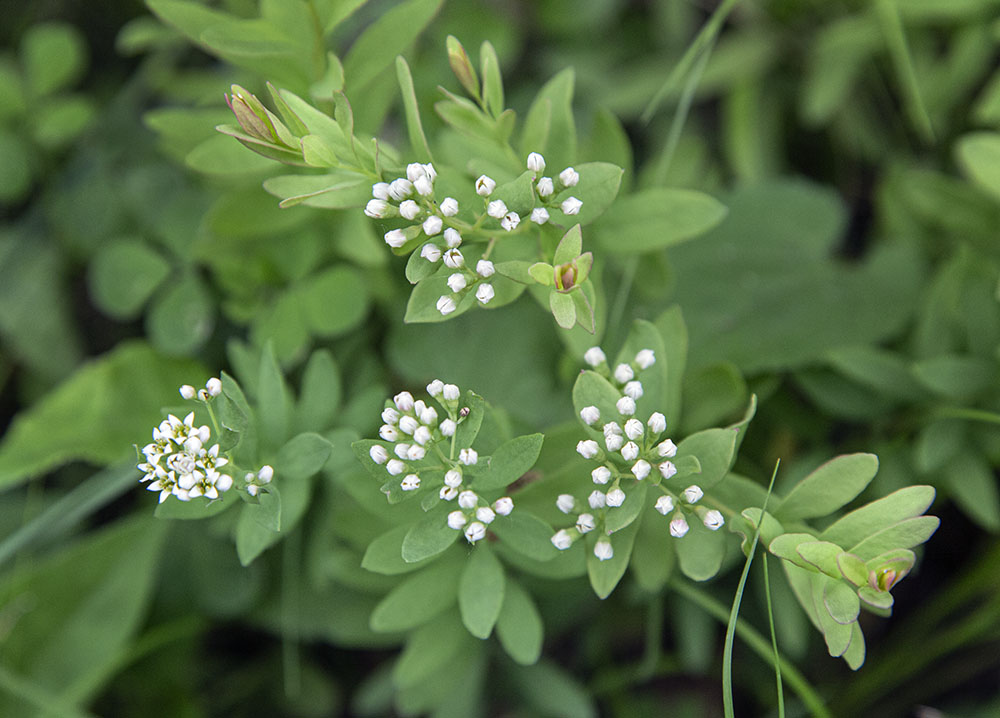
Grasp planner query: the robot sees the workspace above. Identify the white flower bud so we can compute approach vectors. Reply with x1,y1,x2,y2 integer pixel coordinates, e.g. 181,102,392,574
386,459,406,476
603,422,623,437
464,521,487,543
406,163,427,182
501,212,521,231
422,163,437,181
439,197,459,216
487,200,508,219
606,488,626,507
440,485,458,501
591,466,612,484
216,474,233,492
475,175,496,196
526,152,546,173
388,178,413,200
476,506,496,524
682,485,704,504
420,243,441,262
658,439,678,458
448,510,467,529
458,490,478,509
624,419,644,440
381,407,400,425
620,441,639,462
365,199,391,218
407,444,426,460
443,248,464,268
414,174,434,196
670,517,690,538
561,197,582,215
551,529,573,550
577,439,600,459
372,182,391,200
443,228,462,248
370,445,389,464
624,381,644,400
394,443,410,459
447,273,468,293
530,207,549,224
580,405,601,425
439,418,457,436
556,494,576,514
419,406,438,425
655,495,675,515
594,540,613,561
559,167,580,187
401,474,420,491
536,176,554,197
443,384,460,401
493,497,514,515
459,448,478,465
379,424,399,441
475,283,495,304
648,412,667,434
659,461,678,480
198,388,210,401
246,484,259,497
413,426,432,446
704,510,725,530
422,215,443,236
584,347,606,367
616,396,636,416
399,199,420,220
476,259,495,278
614,363,634,384
398,416,418,435
632,459,652,480
436,296,457,315
576,513,595,533
206,378,222,397
179,385,196,400
183,436,202,454
605,433,624,452
384,229,408,248
426,379,444,396
589,490,607,509
444,469,463,487
635,349,656,369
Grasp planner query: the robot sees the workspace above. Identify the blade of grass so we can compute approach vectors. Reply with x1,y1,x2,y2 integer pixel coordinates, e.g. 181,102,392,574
641,0,742,124
874,0,934,143
763,553,785,718
723,460,780,718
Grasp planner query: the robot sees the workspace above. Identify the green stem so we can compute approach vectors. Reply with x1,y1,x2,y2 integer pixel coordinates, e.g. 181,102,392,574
672,580,831,718
763,554,785,718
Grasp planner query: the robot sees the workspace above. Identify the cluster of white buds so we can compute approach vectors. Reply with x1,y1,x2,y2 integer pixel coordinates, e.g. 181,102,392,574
244,465,274,498
179,377,223,402
368,163,461,250
436,257,497,316
552,346,725,555
446,490,514,544
475,153,584,234
138,404,233,503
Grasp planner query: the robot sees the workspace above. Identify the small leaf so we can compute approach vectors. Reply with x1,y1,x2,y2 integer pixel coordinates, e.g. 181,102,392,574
821,485,936,548
88,239,171,320
458,544,505,638
675,515,727,581
553,224,583,265
836,552,869,587
396,56,433,161
858,586,894,611
956,131,1000,201
675,427,739,490
587,519,639,599
276,432,333,480
480,41,504,117
824,579,861,624
402,512,460,563
848,516,940,561
604,482,647,534
258,342,291,450
446,35,479,100
593,188,728,254
363,525,442,575
496,578,543,665
796,541,843,578
550,291,576,329
774,453,879,522
370,556,462,632
491,511,558,562
295,350,342,433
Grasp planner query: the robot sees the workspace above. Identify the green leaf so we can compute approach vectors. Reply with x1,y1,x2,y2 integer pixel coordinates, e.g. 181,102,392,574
297,265,369,337
370,556,462,632
813,575,853,657
681,362,747,433
263,171,371,209
88,239,171,320
956,131,1000,201
654,306,688,429
495,578,543,665
220,371,256,463
565,162,624,226
186,134,277,175
824,345,928,402
480,41,504,118
553,224,583,265
774,454,879,522
459,544,505,638
796,541,843,578
472,434,544,491
295,350,342,433
396,56,432,162
404,272,475,323
768,533,817,572
843,622,866,670
911,355,998,401
153,494,233,520
630,505,676,591
848,516,940,561
529,262,554,286
605,482,647,534
944,452,1000,531
837,552,869,587
402,512,460,563
587,519,640,599
572,370,622,436
258,342,292,450
593,188,728,254
507,660,597,718
0,342,202,489
675,515,727,581
22,22,87,96
342,0,444,92
491,511,558,562
393,612,468,688
146,272,214,355
0,129,33,203
363,525,444,575
277,432,333,480
858,586,893,611
675,427,739,491
821,486,936,548
615,319,668,419
453,390,486,451
33,94,97,149
494,170,536,215
521,68,576,169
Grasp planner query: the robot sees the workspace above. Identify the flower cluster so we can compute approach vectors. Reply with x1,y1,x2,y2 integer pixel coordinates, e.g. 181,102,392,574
475,151,583,231
366,162,452,248
137,378,274,505
138,379,232,503
551,347,725,560
367,381,514,543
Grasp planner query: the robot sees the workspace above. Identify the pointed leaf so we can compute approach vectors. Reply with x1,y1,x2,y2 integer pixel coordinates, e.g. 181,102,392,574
459,544,505,639
774,453,879,521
